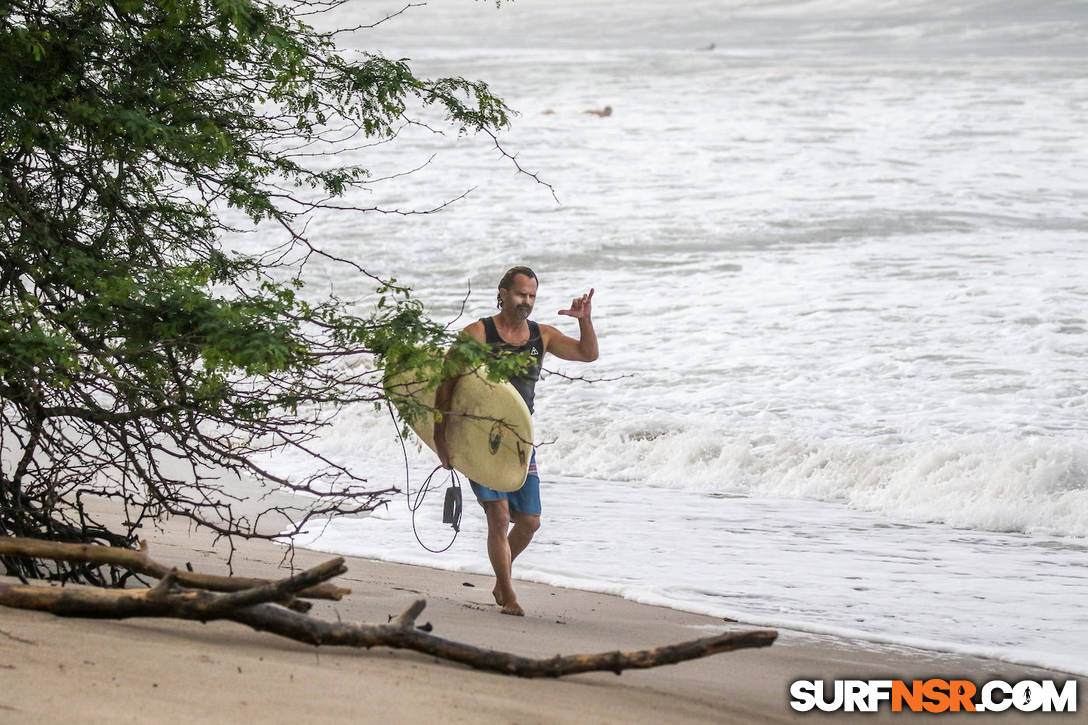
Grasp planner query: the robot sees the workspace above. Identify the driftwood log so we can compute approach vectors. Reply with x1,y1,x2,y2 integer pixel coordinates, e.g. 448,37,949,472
0,537,777,678
0,537,349,601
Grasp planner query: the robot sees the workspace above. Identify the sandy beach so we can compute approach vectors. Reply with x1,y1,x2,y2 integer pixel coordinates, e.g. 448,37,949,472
0,505,1081,725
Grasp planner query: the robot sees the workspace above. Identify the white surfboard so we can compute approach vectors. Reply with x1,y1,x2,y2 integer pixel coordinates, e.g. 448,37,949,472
385,364,533,492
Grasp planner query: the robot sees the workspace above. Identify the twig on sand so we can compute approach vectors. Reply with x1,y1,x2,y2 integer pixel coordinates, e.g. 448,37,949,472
0,537,777,678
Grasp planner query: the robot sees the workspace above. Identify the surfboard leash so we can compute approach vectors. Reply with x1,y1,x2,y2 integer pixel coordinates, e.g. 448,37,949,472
387,403,462,553
406,466,462,553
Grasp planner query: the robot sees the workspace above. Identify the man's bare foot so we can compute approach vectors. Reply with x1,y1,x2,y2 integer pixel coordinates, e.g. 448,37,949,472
500,600,525,616
495,584,521,613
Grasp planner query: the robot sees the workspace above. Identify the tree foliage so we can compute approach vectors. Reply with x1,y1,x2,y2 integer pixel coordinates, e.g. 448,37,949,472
0,0,527,581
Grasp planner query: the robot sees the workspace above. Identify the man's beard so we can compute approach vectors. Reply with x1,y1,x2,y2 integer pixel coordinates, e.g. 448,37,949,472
515,304,532,319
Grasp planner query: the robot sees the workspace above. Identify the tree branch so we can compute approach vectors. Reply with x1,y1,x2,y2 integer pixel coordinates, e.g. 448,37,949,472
0,567,777,678
0,538,349,601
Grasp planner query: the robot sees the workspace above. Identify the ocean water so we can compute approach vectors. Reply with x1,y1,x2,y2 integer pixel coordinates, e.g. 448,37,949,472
236,1,1088,675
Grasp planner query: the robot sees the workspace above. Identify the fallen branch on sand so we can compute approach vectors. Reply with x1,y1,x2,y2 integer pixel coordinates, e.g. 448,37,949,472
0,538,777,678
0,537,348,612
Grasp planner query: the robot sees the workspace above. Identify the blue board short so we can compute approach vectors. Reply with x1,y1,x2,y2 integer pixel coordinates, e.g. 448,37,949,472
469,450,541,516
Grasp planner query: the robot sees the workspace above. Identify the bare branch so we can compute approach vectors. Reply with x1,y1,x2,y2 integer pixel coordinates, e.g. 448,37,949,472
0,548,778,678
540,368,634,384
485,128,559,203
0,538,350,601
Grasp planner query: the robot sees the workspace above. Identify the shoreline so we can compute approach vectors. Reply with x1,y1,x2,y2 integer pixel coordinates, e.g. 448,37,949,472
303,540,1088,681
1,512,1083,723
291,475,1088,682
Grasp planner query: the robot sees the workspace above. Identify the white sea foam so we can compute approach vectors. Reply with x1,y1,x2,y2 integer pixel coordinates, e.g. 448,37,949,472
294,474,1088,677
240,0,1088,675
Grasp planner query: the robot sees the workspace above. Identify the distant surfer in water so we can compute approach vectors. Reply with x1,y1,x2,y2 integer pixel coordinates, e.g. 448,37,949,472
435,266,598,616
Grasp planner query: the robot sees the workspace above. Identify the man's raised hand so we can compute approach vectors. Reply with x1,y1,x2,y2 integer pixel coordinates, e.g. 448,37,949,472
558,288,594,320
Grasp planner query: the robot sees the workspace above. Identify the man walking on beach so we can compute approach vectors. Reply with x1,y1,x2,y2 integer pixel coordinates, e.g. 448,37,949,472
434,266,597,616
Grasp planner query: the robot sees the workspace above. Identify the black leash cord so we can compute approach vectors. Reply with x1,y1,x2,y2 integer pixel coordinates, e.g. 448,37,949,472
387,404,462,553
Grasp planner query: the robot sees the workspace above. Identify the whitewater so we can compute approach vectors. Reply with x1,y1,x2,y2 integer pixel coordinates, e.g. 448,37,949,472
226,1,1088,676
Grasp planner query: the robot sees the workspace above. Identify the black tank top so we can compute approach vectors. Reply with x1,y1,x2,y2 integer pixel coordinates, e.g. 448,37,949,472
481,317,544,414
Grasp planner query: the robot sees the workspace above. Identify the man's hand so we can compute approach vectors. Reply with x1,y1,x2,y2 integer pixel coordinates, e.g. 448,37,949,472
434,376,461,470
558,288,594,320
546,288,598,362
435,428,454,470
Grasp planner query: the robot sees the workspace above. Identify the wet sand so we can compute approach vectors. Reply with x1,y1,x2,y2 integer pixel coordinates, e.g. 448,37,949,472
0,511,1080,723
